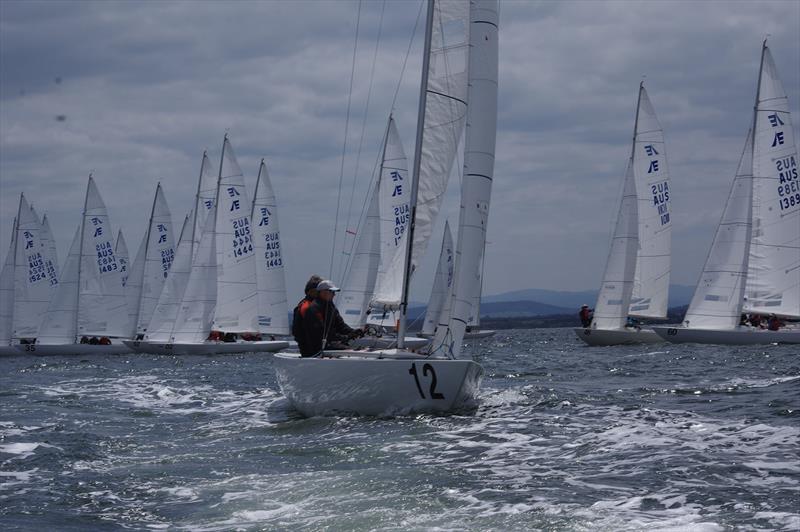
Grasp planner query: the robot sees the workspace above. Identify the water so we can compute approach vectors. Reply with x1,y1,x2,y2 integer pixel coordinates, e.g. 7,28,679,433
1,328,798,530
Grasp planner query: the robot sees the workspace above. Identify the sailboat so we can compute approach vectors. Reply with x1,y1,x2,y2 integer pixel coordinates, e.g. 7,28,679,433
653,42,799,345
21,176,132,354
0,217,17,355
125,136,289,355
575,82,672,346
251,158,290,336
125,183,176,339
338,115,429,349
273,0,497,416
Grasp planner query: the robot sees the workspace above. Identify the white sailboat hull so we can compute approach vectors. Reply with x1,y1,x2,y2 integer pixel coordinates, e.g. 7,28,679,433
350,336,430,350
273,351,483,417
574,327,663,346
123,339,289,355
464,329,496,339
14,343,133,355
651,326,800,345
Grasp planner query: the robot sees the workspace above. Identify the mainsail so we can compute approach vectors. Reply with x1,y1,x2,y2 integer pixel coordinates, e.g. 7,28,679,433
683,130,754,329
77,177,130,338
12,195,56,339
192,151,218,258
212,136,258,333
744,43,800,318
134,184,176,336
145,214,193,342
251,158,289,335
37,225,81,344
115,230,130,289
630,84,672,318
0,218,17,345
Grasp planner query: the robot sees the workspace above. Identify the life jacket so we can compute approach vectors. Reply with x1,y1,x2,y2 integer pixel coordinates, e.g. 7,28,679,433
292,298,313,344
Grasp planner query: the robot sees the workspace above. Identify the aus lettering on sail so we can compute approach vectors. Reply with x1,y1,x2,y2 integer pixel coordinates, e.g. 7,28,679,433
255,207,283,270
91,217,119,274
388,170,409,246
227,187,253,259
770,111,799,213
644,143,671,226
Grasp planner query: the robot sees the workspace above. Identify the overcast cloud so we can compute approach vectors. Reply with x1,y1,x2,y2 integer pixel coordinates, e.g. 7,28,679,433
1,0,798,303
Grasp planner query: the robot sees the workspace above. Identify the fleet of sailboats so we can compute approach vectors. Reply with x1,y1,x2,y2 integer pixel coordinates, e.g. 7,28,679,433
0,3,797,422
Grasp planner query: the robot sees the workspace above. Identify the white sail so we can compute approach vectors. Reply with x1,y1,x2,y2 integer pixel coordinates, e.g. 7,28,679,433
744,44,800,318
251,159,289,334
126,233,146,335
630,84,672,318
192,151,218,258
370,117,411,309
12,195,54,339
0,219,17,345
41,214,60,289
338,166,382,328
77,177,130,338
146,213,193,342
422,220,454,336
409,0,470,274
431,0,498,358
135,184,176,335
37,225,81,344
212,136,258,333
684,130,754,329
592,159,639,330
172,204,217,343
115,230,130,289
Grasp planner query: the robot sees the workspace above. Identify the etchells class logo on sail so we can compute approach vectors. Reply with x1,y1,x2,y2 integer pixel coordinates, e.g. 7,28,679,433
92,217,119,275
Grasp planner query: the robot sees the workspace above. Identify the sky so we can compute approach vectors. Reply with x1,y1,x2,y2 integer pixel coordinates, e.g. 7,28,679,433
1,0,798,304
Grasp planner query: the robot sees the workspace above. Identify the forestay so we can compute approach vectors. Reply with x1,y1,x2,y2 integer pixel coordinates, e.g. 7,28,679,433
78,177,130,338
683,131,754,329
592,159,639,330
630,85,672,319
744,44,800,318
251,159,289,335
431,0,498,358
212,136,258,333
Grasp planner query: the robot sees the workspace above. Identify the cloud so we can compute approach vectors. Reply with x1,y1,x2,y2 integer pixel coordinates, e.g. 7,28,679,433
0,0,798,304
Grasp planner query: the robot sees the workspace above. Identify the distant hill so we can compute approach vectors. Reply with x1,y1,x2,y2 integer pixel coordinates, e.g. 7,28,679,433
483,284,695,310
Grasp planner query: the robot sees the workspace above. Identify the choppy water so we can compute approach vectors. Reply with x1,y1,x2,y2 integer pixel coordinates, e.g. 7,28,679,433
1,328,798,531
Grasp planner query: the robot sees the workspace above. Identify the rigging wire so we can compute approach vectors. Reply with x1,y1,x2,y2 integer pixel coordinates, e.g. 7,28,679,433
338,1,425,285
338,0,387,281
330,0,363,280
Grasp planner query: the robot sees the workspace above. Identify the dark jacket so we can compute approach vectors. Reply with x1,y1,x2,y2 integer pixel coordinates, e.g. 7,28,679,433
292,296,314,354
298,297,355,356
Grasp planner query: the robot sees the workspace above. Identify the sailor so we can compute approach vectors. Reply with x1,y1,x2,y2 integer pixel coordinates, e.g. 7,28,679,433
579,304,593,327
298,279,363,356
292,275,323,354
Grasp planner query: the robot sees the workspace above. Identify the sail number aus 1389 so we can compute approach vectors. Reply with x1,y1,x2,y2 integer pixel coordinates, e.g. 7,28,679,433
409,363,444,400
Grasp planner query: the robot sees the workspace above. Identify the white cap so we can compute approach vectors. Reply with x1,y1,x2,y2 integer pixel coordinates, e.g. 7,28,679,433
316,280,340,292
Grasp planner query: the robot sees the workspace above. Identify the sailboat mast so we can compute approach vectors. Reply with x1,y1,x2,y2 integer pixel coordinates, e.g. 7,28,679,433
250,159,264,222
190,151,208,259
631,82,643,160
75,175,91,342
397,0,435,349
